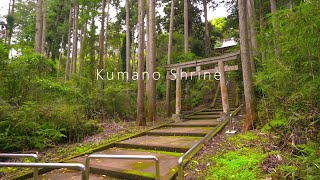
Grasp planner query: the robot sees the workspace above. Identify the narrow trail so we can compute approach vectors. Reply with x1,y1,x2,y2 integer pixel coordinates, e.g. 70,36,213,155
20,91,238,180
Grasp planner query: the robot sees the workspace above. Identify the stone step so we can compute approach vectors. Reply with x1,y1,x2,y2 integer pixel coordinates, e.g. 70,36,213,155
185,114,221,119
204,108,237,112
66,148,182,180
115,135,201,153
167,120,220,127
29,169,114,180
146,127,212,137
196,111,222,115
213,106,236,109
216,98,235,101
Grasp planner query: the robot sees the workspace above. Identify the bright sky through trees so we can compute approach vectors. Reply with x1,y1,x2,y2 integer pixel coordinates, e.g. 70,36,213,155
0,0,228,22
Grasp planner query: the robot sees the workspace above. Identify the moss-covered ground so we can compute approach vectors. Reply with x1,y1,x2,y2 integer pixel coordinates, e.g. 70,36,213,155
185,129,320,180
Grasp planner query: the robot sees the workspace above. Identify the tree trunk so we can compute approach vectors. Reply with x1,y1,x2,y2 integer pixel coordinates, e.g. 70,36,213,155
247,0,257,76
166,0,174,117
34,0,43,53
72,4,78,74
184,0,188,53
238,0,256,131
136,0,146,126
288,0,293,9
259,5,266,64
65,7,73,81
89,17,96,82
203,0,210,56
79,23,87,78
126,0,131,82
145,0,150,103
57,35,64,79
104,0,110,61
98,0,106,90
41,0,47,54
7,0,15,47
4,0,11,45
132,26,136,72
270,0,280,57
146,0,157,123
184,0,191,110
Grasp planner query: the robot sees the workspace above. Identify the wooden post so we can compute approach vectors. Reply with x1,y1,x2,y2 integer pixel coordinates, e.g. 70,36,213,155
218,61,229,114
166,71,171,116
175,68,182,117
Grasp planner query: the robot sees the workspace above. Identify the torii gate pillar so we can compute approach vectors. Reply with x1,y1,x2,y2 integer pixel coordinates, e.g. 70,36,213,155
218,61,229,114
173,68,182,121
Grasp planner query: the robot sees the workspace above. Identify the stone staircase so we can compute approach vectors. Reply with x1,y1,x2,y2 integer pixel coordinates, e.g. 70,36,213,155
23,93,238,180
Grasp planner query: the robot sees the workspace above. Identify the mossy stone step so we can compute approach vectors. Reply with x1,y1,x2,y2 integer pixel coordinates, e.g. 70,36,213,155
185,114,221,119
115,135,201,153
203,108,237,112
196,111,222,115
67,148,181,180
28,169,112,180
168,120,220,127
146,127,212,137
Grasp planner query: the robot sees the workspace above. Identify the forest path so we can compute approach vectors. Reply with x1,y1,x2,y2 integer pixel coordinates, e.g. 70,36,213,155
27,93,237,180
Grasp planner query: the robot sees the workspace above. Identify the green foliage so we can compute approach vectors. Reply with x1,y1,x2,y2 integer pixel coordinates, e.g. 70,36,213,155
205,132,267,180
206,148,265,180
0,52,135,152
262,110,288,132
0,101,101,151
293,142,320,179
256,0,320,144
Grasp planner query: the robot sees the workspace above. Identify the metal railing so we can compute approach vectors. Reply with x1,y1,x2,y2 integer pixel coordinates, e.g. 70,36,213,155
85,154,160,180
177,104,243,180
228,104,243,132
0,162,86,180
0,153,39,179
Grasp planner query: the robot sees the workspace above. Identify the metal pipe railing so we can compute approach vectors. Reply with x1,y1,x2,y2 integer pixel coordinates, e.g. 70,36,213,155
0,153,39,179
177,104,243,180
0,162,86,180
228,104,243,132
85,154,160,180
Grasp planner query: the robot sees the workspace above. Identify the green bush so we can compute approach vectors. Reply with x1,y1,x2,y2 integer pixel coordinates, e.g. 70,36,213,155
0,101,101,151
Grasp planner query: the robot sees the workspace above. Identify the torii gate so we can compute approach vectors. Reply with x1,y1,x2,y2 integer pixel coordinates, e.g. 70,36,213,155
165,51,241,121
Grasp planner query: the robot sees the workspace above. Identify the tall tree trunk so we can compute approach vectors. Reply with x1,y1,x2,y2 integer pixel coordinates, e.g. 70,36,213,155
41,0,47,54
145,0,150,98
98,0,106,90
146,0,156,123
136,0,146,126
132,26,136,72
247,0,257,76
270,0,280,57
259,3,266,64
89,17,96,82
65,7,73,81
34,0,43,53
79,23,87,78
125,0,131,82
184,0,191,110
72,4,78,74
57,35,64,79
4,0,11,44
238,0,256,131
203,0,210,56
104,0,110,61
7,0,15,47
288,0,293,9
184,0,188,53
166,0,174,117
